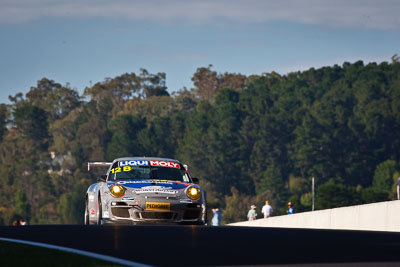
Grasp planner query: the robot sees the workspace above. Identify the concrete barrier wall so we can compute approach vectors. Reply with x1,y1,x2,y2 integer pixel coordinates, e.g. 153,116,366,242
229,200,400,232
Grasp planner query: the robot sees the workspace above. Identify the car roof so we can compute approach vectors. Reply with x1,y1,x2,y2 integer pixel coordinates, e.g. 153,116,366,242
113,157,180,163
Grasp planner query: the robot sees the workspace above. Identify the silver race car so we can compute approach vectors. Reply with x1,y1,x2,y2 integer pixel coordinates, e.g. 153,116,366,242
84,157,207,225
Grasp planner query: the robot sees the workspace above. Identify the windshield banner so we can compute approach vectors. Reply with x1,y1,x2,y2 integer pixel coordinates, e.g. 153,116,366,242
118,160,180,169
118,160,149,167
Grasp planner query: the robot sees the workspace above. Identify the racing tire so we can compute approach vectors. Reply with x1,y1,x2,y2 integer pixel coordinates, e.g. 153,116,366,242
203,204,208,226
84,197,90,225
96,195,102,225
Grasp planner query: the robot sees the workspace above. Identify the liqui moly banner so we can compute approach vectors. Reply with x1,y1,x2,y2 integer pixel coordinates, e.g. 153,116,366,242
149,160,180,169
118,160,180,169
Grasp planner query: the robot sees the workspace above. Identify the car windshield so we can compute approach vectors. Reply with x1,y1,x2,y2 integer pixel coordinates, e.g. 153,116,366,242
108,160,190,182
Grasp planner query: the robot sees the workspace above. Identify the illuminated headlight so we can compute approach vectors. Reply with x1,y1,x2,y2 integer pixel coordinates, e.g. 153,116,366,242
186,186,201,200
110,184,125,198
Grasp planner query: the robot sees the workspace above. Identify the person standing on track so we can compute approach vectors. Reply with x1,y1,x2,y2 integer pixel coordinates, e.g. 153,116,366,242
261,200,273,218
247,205,257,221
286,202,294,214
211,208,222,226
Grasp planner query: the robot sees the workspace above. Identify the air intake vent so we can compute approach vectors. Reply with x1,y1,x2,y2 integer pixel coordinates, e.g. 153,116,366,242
183,210,201,220
111,207,130,218
140,212,174,220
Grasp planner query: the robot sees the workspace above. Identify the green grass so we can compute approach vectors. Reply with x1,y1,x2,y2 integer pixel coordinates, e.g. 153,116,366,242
0,241,124,267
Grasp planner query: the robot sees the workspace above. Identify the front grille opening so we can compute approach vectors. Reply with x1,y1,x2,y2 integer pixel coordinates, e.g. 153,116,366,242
139,212,175,220
111,207,130,218
183,209,201,220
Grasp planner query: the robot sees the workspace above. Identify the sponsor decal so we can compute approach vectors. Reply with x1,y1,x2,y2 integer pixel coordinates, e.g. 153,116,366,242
121,197,135,201
146,202,170,211
129,180,174,185
88,195,94,202
110,166,135,173
134,187,178,194
149,160,180,169
179,199,192,203
118,160,149,167
103,211,109,218
143,186,172,190
90,209,95,215
112,160,180,174
135,200,140,204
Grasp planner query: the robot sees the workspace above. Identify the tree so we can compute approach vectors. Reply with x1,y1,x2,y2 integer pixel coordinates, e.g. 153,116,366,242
72,101,111,165
25,78,81,122
106,114,146,160
84,70,169,115
171,88,198,113
123,96,173,122
222,187,256,224
13,102,50,150
177,101,213,190
49,108,82,156
139,69,169,98
259,165,285,195
191,65,247,100
57,179,89,224
138,116,175,158
179,89,250,196
85,72,142,102
191,65,218,100
14,189,31,221
258,165,289,212
315,179,362,210
372,160,400,193
0,104,8,141
239,73,292,192
361,187,390,204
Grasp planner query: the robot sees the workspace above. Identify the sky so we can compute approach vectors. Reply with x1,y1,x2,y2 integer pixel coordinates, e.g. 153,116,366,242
1,0,400,104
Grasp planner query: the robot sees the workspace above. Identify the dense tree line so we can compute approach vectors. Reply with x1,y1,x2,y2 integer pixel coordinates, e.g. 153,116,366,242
0,61,399,225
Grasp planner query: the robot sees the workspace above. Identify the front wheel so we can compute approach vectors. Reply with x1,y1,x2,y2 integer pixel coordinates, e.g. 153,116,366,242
84,197,90,225
201,204,208,226
96,196,102,225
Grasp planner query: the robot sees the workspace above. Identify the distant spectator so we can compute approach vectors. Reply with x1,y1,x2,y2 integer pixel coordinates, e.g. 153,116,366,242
397,177,400,200
286,202,294,214
211,208,222,226
261,200,273,218
19,219,27,226
12,220,20,226
247,205,257,221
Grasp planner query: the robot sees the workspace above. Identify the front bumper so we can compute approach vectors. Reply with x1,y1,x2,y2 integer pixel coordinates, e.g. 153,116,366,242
104,198,205,224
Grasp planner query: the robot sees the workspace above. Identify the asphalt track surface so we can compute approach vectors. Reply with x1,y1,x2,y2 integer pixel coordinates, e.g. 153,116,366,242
1,225,400,266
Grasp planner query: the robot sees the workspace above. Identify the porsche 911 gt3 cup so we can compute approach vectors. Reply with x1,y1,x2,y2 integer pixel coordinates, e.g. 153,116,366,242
84,157,207,225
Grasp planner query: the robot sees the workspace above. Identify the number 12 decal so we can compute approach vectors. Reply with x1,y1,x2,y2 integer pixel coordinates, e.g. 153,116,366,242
110,166,132,173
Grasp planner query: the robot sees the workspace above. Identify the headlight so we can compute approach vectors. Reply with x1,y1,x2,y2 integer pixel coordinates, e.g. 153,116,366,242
186,186,201,200
109,184,125,198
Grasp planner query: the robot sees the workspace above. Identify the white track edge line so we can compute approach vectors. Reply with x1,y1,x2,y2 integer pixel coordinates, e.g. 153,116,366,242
0,237,153,267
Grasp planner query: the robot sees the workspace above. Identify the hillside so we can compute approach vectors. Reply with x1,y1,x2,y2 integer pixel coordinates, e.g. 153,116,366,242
1,61,400,225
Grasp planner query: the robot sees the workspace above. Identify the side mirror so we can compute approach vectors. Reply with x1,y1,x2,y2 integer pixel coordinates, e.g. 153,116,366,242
97,175,107,182
191,177,200,184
